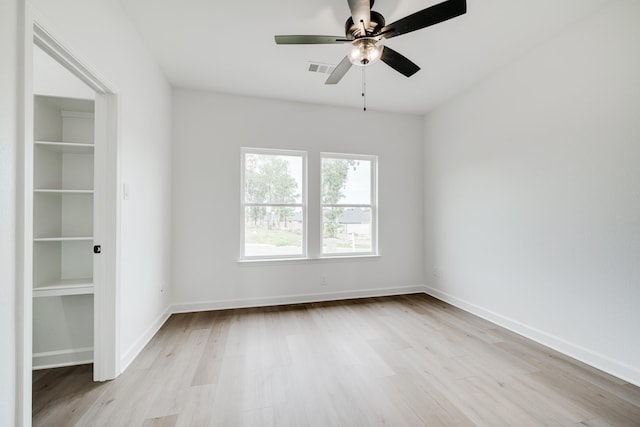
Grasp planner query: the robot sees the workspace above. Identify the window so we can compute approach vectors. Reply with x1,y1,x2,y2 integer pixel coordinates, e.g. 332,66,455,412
241,148,306,259
321,153,377,255
240,149,377,260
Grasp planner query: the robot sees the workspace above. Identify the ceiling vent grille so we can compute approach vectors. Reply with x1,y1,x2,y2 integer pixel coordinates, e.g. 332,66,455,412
308,62,336,75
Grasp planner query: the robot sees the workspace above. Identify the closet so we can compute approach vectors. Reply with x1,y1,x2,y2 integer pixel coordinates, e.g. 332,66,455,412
32,95,96,368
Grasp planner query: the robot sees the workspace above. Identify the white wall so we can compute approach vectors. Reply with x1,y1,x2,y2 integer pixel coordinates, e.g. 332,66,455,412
0,0,18,423
30,0,173,370
172,90,425,309
33,44,94,99
424,0,640,385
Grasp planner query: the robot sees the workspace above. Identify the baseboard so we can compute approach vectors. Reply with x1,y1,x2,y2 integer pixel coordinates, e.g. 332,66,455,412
119,305,172,373
33,347,93,370
171,285,426,314
422,285,640,387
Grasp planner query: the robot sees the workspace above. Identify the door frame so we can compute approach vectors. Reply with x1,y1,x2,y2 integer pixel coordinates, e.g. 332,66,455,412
18,7,121,425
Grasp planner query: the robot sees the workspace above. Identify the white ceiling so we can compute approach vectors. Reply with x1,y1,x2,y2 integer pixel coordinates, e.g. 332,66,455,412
119,0,609,114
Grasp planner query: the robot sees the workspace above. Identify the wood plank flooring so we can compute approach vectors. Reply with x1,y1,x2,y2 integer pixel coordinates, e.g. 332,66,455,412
33,294,640,426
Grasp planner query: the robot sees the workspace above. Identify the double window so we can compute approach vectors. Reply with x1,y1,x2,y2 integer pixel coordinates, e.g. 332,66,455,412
241,148,377,260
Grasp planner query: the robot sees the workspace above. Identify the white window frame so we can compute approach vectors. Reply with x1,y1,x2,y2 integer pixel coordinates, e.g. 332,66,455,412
320,152,378,257
240,147,307,260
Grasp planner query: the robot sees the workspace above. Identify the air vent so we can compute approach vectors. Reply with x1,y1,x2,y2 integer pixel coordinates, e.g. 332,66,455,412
308,62,336,75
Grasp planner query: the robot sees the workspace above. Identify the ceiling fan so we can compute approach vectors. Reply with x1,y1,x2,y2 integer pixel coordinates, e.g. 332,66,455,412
274,0,467,85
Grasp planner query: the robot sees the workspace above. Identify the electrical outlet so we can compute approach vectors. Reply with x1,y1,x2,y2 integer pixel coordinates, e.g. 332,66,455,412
321,275,328,286
433,268,442,279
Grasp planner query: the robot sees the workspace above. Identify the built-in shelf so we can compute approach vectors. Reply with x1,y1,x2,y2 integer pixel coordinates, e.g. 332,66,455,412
33,236,93,242
33,279,94,298
34,189,94,194
35,141,94,154
32,95,96,369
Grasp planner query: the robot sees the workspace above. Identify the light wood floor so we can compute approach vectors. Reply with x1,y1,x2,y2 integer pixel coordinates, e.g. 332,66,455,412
33,294,640,426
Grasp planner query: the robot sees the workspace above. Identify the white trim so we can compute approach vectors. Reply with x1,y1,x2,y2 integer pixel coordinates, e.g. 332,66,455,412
33,347,93,370
16,4,33,426
171,285,425,314
320,151,377,162
33,23,112,93
422,285,640,387
120,306,172,372
237,254,381,265
318,250,377,258
321,204,373,208
244,203,302,208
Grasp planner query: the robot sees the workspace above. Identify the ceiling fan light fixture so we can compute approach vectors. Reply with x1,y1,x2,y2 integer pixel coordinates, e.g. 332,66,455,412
348,38,382,66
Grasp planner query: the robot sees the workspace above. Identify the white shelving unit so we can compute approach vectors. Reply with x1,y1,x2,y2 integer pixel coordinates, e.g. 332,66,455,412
32,95,96,369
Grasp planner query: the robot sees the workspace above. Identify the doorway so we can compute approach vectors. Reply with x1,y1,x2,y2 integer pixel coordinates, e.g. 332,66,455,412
19,17,120,426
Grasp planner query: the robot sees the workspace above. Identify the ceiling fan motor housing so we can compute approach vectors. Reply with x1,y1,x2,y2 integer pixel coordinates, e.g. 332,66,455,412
345,10,385,38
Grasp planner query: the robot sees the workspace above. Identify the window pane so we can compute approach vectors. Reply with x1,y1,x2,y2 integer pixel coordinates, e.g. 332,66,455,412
244,206,303,257
322,158,371,205
245,153,302,204
322,207,372,253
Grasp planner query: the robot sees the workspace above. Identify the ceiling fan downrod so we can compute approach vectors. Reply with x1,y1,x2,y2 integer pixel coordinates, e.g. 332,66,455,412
362,66,367,112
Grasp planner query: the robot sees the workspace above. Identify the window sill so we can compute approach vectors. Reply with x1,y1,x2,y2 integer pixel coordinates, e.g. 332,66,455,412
237,254,380,266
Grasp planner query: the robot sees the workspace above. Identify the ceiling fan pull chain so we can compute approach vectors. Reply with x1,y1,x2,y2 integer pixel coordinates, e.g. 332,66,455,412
362,66,367,111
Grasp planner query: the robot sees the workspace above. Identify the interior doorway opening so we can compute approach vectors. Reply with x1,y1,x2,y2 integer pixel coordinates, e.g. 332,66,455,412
20,17,121,426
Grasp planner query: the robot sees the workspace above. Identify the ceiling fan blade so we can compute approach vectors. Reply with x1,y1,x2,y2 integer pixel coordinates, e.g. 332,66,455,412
380,46,420,77
274,35,351,44
347,0,372,32
325,56,353,85
378,0,466,40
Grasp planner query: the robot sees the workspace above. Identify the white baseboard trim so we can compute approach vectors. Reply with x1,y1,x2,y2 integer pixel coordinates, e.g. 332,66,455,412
33,347,93,370
171,285,426,314
120,305,172,373
422,285,640,387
